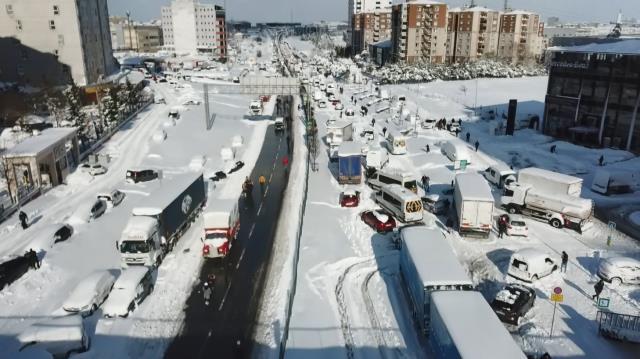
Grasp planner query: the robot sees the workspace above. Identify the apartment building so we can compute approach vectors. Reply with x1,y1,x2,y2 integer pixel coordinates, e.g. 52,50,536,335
390,0,448,64
352,10,392,54
0,0,116,86
110,17,163,53
497,10,544,64
446,6,501,63
348,0,392,50
161,0,227,59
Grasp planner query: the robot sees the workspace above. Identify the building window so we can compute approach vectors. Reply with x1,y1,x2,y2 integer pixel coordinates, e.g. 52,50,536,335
6,4,13,14
53,5,59,15
58,34,64,45
16,20,22,30
49,20,56,30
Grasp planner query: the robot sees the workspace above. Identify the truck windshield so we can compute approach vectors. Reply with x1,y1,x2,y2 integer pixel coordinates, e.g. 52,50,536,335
404,180,417,191
205,232,226,240
120,241,150,253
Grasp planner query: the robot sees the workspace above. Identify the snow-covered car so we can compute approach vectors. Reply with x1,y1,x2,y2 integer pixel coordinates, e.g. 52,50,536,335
53,224,74,243
97,190,125,207
79,163,107,176
90,199,107,220
421,118,436,129
491,284,536,326
168,108,180,119
228,161,245,174
598,257,640,286
152,129,167,143
449,121,461,133
340,190,360,208
154,96,166,104
317,100,327,108
361,209,396,233
345,108,355,117
274,117,285,132
17,315,90,358
209,171,227,182
335,103,344,111
505,215,528,237
63,270,118,316
507,248,558,282
183,98,201,106
102,266,154,318
421,194,450,215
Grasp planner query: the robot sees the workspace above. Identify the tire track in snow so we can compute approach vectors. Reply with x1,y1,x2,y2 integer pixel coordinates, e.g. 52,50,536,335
335,259,372,359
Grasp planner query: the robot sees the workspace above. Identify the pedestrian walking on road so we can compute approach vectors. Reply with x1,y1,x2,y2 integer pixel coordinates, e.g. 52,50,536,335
598,155,604,166
27,248,39,269
592,279,605,301
282,155,289,168
340,111,343,118
425,144,430,153
382,127,387,137
474,140,480,152
421,176,430,192
561,251,569,273
203,282,212,306
371,118,376,127
455,128,460,137
497,216,507,239
351,95,354,102
19,211,29,230
466,132,471,142
550,144,557,154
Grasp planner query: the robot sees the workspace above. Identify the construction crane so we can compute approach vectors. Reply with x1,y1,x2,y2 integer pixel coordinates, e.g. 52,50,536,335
607,11,623,38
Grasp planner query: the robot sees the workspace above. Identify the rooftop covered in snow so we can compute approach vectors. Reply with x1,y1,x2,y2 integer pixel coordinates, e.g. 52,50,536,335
3,128,77,158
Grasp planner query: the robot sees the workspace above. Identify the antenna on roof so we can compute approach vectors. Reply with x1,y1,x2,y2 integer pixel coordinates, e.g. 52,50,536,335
608,10,622,38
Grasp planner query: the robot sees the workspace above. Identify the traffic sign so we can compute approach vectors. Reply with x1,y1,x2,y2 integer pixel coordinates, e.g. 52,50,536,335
608,221,616,230
550,293,564,302
598,298,610,309
553,287,563,295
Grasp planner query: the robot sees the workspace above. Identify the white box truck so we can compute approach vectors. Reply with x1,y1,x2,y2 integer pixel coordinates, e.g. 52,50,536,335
517,167,583,197
454,173,494,238
202,200,240,259
365,147,389,171
502,182,593,233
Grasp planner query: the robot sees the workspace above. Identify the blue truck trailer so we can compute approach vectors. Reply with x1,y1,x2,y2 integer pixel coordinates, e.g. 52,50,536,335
338,142,362,184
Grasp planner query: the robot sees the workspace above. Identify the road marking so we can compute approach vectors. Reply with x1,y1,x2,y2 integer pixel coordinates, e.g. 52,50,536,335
236,247,246,269
218,279,233,311
257,203,263,216
248,223,256,237
269,173,274,182
264,187,269,196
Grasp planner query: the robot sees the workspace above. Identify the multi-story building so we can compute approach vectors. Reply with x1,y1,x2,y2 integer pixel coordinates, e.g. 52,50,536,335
446,6,501,63
110,17,163,53
390,0,448,64
352,10,392,55
497,10,545,64
161,0,227,59
348,0,392,51
0,0,116,86
543,38,640,153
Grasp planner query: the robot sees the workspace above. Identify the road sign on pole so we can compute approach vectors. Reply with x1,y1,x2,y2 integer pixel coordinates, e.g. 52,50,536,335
549,287,563,338
597,298,610,309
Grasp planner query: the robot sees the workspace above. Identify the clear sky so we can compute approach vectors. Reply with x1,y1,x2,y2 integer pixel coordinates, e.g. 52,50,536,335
107,0,640,24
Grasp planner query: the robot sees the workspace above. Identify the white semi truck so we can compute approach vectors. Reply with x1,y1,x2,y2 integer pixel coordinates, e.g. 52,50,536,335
517,167,583,197
502,182,593,233
118,173,206,267
201,200,240,259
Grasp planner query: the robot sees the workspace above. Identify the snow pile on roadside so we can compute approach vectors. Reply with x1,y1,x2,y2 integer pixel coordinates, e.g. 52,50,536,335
367,60,547,84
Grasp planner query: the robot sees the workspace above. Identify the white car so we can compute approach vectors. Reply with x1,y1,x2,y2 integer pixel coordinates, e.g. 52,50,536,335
17,315,90,358
345,108,355,117
79,163,107,176
152,129,167,143
421,118,436,129
335,103,344,111
183,98,201,105
506,215,529,237
63,270,118,316
598,257,640,286
508,248,558,282
97,190,125,207
102,267,154,318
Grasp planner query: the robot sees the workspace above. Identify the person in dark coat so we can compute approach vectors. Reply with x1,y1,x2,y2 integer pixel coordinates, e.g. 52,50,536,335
598,155,604,166
466,132,471,142
474,140,480,152
422,176,430,192
592,279,605,301
497,216,507,238
382,127,387,137
19,211,29,230
27,248,39,269
425,144,430,153
561,251,569,273
371,118,376,127
550,144,556,153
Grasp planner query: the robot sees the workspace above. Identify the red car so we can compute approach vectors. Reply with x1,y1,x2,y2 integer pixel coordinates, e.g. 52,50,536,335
340,191,360,207
361,210,396,233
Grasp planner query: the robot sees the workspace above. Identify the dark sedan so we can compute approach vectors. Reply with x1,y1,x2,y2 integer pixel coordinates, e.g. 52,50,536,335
491,284,536,326
361,210,396,233
0,255,31,290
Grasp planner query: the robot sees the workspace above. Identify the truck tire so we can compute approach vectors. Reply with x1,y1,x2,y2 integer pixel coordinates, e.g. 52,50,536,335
507,206,519,215
549,218,562,228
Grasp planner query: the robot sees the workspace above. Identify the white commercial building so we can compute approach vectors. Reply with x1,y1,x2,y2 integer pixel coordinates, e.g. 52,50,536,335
0,0,117,86
161,0,227,59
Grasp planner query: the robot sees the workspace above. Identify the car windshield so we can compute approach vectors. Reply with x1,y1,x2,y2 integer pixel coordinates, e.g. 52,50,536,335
511,221,526,226
120,241,150,253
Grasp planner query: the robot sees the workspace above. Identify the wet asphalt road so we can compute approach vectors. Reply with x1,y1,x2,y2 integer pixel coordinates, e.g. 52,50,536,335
165,97,292,359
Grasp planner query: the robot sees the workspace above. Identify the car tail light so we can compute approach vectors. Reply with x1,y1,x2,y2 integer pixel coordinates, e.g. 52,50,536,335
217,241,229,255
202,245,210,256
376,223,384,232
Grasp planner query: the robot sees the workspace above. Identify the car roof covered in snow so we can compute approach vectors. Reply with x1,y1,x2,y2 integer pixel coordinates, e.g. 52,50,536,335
4,128,77,158
604,257,640,267
489,162,516,175
63,270,117,310
338,142,362,156
114,266,149,289
326,120,352,129
455,173,493,201
204,200,237,228
431,291,525,358
512,248,551,262
401,226,473,287
519,167,582,185
17,315,84,346
132,173,202,215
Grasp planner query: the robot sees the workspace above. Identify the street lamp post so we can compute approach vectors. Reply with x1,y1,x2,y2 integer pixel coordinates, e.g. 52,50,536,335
126,11,134,52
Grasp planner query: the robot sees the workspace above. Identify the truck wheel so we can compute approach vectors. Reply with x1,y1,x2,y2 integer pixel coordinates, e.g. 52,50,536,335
549,218,562,228
507,206,518,215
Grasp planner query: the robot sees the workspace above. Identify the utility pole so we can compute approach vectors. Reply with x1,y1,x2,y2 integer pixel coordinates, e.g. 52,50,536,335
126,11,134,52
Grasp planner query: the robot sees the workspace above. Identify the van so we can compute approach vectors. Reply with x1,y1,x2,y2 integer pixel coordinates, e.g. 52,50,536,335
507,248,558,282
126,169,159,184
249,100,262,115
375,184,423,223
386,130,407,155
365,147,389,170
483,164,516,188
367,168,418,193
591,170,634,195
441,141,470,163
318,100,327,108
274,117,285,132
